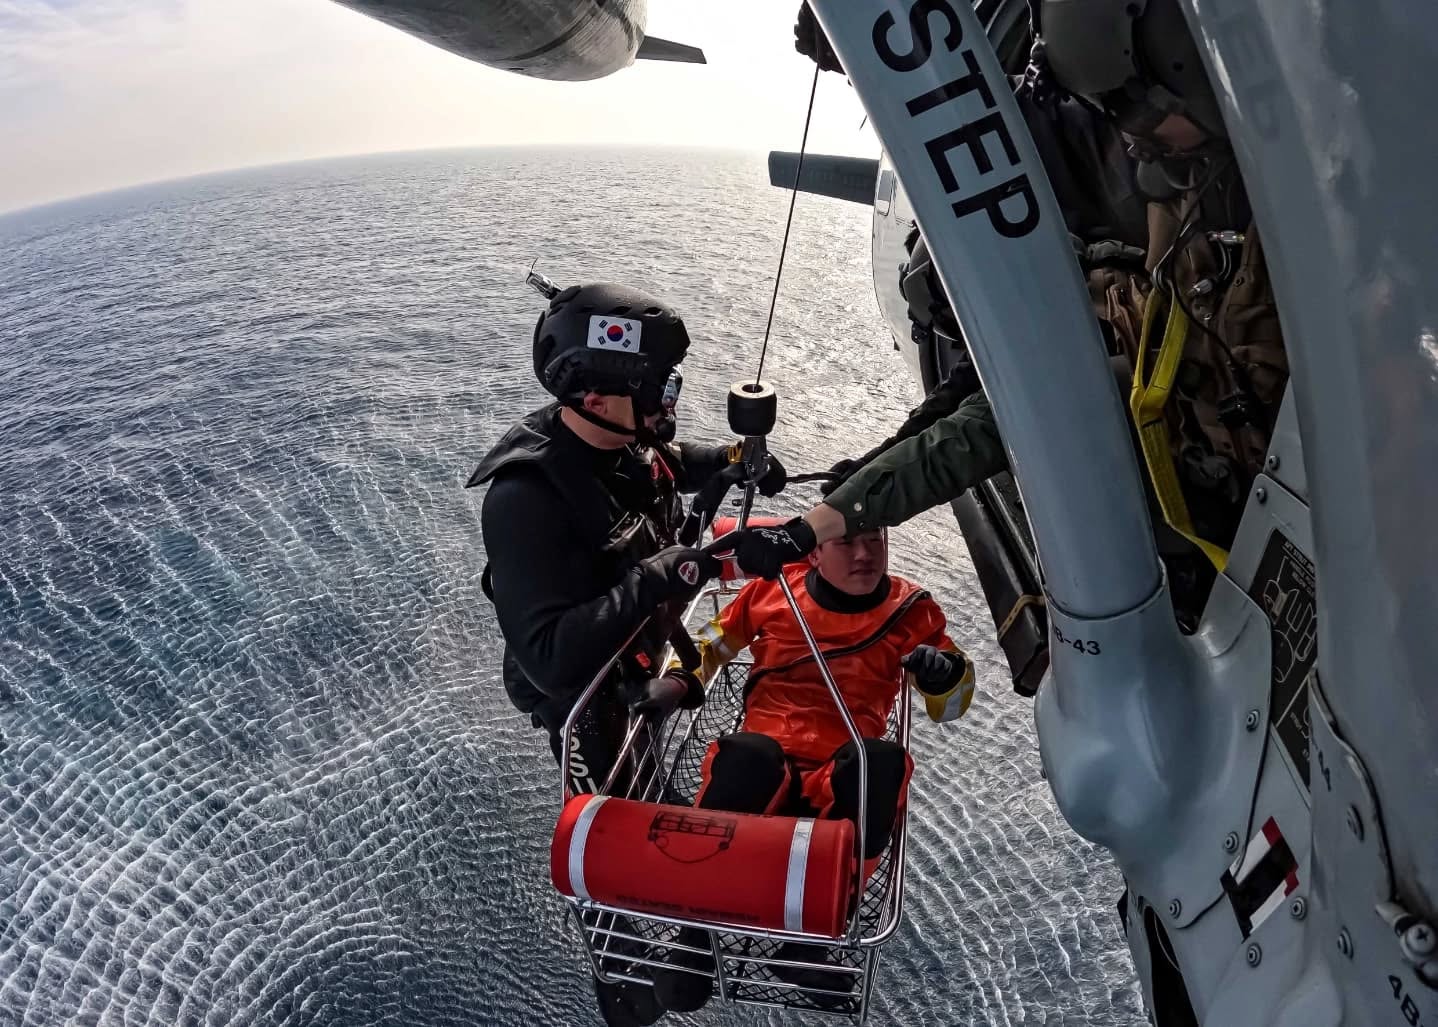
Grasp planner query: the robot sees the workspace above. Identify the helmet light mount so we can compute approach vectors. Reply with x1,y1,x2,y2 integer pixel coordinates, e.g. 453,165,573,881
525,260,560,300
661,367,684,416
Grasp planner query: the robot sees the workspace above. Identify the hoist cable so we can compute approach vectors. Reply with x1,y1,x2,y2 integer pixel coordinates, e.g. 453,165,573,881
754,62,821,385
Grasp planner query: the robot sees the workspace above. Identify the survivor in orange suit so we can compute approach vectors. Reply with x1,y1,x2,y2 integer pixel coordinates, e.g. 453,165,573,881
673,527,974,851
649,526,975,1014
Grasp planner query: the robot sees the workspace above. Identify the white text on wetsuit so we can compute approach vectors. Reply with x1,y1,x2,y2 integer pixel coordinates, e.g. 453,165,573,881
872,0,1040,238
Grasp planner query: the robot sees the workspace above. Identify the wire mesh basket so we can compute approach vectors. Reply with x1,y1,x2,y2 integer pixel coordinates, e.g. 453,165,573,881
559,583,912,1022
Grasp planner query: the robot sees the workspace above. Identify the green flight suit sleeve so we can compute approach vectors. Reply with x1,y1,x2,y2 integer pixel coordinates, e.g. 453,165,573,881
822,391,1007,535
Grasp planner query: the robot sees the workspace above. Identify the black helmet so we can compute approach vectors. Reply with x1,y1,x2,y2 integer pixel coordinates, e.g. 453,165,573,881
532,282,690,407
1039,0,1225,143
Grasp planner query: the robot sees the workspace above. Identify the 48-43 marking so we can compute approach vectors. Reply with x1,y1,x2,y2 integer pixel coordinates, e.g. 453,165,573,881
1053,625,1101,656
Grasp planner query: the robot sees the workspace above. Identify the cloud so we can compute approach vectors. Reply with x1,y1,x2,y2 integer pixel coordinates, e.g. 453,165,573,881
1,1,189,92
0,0,875,214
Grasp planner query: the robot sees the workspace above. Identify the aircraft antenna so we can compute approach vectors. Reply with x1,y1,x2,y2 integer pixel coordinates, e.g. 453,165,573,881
754,63,821,385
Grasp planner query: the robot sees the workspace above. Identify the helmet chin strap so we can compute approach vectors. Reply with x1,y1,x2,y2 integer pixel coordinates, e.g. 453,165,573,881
565,397,676,448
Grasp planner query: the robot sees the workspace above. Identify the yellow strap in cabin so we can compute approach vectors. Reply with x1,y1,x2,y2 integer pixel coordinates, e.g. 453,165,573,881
997,592,1045,643
1129,287,1230,571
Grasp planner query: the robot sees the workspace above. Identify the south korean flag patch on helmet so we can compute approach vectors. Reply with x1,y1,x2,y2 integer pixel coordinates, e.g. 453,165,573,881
589,315,642,352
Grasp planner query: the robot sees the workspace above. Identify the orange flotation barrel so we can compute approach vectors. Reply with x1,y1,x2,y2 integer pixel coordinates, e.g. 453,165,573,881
709,516,787,582
551,794,857,937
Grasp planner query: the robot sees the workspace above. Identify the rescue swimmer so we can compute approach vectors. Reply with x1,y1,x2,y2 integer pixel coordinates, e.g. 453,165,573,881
466,279,786,1027
648,525,974,1013
739,0,1288,630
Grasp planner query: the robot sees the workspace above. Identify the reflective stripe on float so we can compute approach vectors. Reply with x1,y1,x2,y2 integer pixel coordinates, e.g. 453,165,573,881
568,795,609,902
784,819,815,932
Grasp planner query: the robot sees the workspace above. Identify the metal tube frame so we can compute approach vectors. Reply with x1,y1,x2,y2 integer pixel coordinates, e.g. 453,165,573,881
731,434,873,944
558,616,650,805
775,570,869,945
559,603,912,1013
561,657,911,1022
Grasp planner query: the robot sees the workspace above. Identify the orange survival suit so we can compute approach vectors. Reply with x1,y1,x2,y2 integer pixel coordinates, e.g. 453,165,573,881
686,564,975,813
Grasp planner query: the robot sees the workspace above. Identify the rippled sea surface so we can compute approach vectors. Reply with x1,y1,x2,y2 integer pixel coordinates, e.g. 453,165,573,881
0,148,1144,1026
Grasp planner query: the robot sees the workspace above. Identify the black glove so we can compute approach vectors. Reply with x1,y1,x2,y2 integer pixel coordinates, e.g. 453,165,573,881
630,670,704,717
757,451,788,498
794,2,844,74
1079,238,1147,271
687,463,746,520
900,644,967,695
819,449,882,496
716,517,818,581
645,546,721,602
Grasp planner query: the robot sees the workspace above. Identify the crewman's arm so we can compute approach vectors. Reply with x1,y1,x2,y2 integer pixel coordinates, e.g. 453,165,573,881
813,391,1007,542
717,393,1006,580
891,359,983,445
824,360,983,492
482,471,704,700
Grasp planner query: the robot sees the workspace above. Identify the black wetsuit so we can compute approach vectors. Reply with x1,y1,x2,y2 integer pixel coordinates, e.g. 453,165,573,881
470,403,729,791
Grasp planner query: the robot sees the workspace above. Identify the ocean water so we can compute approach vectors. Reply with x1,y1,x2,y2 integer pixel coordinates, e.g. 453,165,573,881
0,148,1145,1026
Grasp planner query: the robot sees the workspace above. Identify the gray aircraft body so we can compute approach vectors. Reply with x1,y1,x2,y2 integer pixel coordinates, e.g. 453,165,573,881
330,0,703,80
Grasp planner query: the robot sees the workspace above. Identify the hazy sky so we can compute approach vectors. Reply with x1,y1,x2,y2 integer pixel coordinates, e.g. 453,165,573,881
0,0,877,213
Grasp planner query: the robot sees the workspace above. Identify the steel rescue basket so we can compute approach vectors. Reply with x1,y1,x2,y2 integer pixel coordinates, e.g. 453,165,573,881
550,544,913,1022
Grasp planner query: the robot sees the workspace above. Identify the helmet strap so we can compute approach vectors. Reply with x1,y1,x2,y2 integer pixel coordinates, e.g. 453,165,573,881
563,396,674,450
565,398,638,438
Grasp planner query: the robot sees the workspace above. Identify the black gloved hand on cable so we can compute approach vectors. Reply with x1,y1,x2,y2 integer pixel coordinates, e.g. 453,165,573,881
645,546,722,603
756,451,788,498
711,517,818,581
794,2,844,74
688,463,746,520
819,445,886,496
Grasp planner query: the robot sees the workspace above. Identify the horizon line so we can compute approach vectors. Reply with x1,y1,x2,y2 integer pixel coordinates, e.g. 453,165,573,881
0,141,788,220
